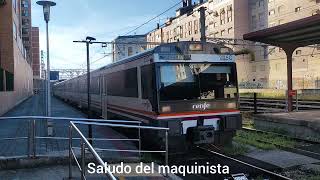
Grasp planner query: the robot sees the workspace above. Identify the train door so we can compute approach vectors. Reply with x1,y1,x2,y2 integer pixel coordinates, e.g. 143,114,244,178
100,75,108,118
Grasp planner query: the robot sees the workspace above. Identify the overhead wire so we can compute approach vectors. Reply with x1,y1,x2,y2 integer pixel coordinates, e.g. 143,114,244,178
123,0,183,35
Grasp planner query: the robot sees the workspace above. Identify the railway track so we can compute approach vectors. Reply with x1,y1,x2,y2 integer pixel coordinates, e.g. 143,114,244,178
196,145,292,180
169,145,291,179
241,127,320,160
240,97,320,112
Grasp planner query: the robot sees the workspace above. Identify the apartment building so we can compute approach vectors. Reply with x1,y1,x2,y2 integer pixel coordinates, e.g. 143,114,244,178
0,0,33,115
147,0,251,86
147,0,320,89
112,35,147,62
248,0,320,89
21,0,32,63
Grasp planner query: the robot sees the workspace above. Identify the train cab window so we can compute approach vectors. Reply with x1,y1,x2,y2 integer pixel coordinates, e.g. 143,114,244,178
159,63,236,101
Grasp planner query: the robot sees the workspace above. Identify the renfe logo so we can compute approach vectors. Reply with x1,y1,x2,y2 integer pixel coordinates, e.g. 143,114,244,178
192,102,211,111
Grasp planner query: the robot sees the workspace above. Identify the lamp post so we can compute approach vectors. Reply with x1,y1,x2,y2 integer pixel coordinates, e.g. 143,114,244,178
86,36,96,144
37,1,56,117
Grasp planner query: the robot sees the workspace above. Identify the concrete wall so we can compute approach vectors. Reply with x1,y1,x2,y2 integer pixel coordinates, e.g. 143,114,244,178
0,0,33,116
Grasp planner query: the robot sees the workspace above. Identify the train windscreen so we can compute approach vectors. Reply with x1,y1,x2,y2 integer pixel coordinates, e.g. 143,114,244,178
159,63,237,101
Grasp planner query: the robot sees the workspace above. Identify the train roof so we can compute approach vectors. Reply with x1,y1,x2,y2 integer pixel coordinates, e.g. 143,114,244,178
96,47,156,72
54,41,233,86
96,41,232,72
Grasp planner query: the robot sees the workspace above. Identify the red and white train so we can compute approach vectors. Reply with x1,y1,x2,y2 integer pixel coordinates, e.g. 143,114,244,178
53,41,242,152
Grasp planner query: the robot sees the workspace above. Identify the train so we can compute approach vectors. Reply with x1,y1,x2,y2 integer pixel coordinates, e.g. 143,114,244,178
53,41,242,152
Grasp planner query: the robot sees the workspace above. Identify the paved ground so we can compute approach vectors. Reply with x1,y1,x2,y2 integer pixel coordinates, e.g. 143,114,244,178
0,93,174,180
255,111,320,131
246,149,320,169
254,111,320,141
0,92,138,159
0,164,174,180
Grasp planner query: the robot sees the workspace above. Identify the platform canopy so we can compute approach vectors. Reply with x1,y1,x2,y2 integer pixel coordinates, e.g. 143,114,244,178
243,14,320,112
244,14,320,48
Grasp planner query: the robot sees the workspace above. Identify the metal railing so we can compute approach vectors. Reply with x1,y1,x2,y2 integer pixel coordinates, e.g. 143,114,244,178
0,116,140,158
240,92,320,113
0,116,170,180
69,120,169,180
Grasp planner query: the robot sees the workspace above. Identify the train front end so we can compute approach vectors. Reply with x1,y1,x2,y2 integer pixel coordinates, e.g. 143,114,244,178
153,42,241,151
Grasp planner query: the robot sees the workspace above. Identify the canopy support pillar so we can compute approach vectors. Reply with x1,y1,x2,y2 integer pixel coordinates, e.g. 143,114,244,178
283,46,296,112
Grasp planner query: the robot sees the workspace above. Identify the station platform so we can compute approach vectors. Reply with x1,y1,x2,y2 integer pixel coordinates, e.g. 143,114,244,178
0,93,140,165
0,93,176,179
253,111,320,140
0,163,180,180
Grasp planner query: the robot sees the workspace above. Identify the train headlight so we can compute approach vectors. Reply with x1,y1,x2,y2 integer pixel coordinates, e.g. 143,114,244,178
162,106,171,113
189,44,203,51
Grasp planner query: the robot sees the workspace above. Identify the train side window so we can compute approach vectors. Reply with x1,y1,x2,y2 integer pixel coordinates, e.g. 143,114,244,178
107,68,138,97
141,64,155,100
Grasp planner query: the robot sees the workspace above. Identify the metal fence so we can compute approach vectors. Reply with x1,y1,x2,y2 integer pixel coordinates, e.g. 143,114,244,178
240,93,320,113
69,120,169,180
0,116,170,179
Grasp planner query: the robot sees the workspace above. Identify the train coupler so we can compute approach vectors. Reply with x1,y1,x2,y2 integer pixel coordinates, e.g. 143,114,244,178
186,126,215,145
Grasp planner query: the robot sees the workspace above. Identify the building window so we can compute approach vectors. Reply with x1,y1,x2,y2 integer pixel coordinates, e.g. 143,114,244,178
227,6,232,22
278,5,285,14
188,21,192,35
252,15,257,29
213,22,217,27
258,0,264,7
180,26,184,38
259,13,265,27
295,7,301,12
221,30,225,36
194,20,199,34
220,9,225,25
12,0,17,12
13,22,17,40
258,13,264,21
252,66,256,72
214,32,219,38
269,9,275,16
128,47,133,56
228,27,233,34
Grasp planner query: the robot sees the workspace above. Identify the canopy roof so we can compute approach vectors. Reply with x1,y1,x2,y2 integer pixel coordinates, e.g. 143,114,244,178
243,14,320,48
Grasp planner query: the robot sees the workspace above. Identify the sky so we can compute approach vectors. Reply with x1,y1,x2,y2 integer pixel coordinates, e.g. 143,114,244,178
31,0,181,70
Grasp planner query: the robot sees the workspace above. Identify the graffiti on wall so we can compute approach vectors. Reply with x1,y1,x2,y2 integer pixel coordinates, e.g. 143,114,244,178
239,82,266,89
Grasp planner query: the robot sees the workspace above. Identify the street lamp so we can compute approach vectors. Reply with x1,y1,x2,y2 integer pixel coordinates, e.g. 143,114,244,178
37,1,56,117
86,36,96,144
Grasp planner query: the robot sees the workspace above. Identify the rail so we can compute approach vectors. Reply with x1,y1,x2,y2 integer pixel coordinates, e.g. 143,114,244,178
198,145,292,180
0,116,170,180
